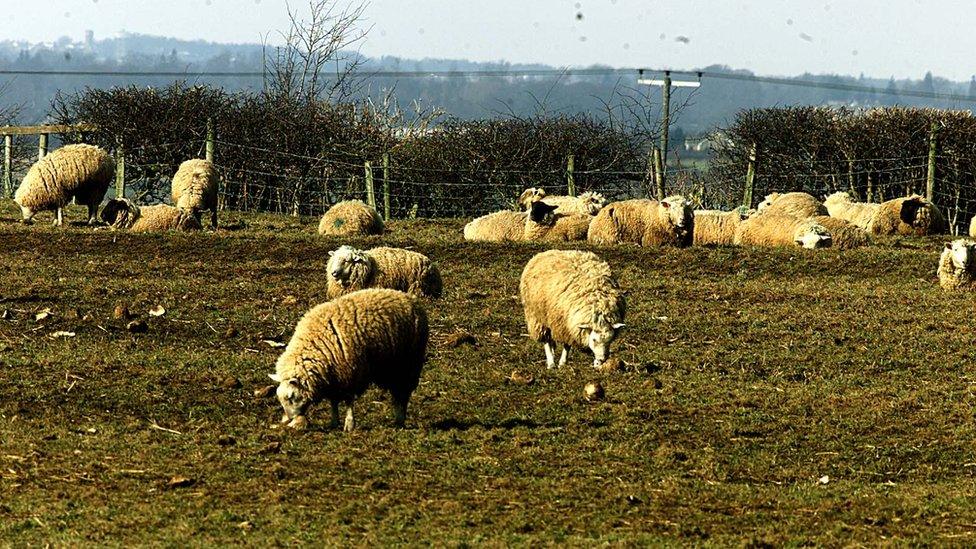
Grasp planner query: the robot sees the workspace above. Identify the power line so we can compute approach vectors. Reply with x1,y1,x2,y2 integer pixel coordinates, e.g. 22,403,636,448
1,66,975,103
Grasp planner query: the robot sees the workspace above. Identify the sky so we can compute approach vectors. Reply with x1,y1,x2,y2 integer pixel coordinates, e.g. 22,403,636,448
4,0,975,81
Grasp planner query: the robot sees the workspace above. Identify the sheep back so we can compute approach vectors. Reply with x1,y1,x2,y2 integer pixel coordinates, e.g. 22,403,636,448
823,192,879,229
587,198,693,247
463,210,526,241
757,192,827,218
130,205,203,232
318,200,384,236
171,159,218,213
15,144,114,212
736,213,829,248
693,210,744,246
523,202,591,242
274,288,428,404
809,215,869,250
519,249,625,350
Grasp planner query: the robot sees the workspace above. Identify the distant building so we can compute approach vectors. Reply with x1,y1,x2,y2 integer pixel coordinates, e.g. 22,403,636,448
84,30,94,50
683,136,712,152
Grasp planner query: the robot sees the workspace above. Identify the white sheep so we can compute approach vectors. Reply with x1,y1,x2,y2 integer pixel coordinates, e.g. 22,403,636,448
938,239,976,291
735,213,833,249
823,192,878,230
587,196,694,247
693,209,747,246
868,194,946,236
269,288,428,431
318,200,384,236
14,144,115,226
100,198,203,232
326,245,442,299
172,158,218,229
517,187,606,216
463,210,527,242
755,192,827,218
520,249,626,368
522,201,591,242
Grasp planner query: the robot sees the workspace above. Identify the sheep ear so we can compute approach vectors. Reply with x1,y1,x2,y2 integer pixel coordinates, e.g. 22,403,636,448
577,323,591,330
287,378,301,387
612,323,626,330
661,201,671,209
268,373,282,383
945,242,953,250
328,250,335,257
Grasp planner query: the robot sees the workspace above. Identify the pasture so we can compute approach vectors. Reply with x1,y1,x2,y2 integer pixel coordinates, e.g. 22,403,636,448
1,204,975,545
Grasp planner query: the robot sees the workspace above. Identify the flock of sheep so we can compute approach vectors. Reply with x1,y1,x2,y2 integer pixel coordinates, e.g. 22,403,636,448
10,142,976,431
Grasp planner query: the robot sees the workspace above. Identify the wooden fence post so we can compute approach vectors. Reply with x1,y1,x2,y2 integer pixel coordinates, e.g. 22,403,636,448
115,142,125,199
742,142,757,208
364,160,376,209
653,147,665,200
566,154,576,197
206,118,215,163
3,135,11,198
382,153,391,221
926,121,938,203
38,133,48,161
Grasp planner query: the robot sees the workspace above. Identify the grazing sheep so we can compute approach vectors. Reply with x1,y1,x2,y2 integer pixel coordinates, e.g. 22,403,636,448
755,192,827,218
100,198,202,233
326,245,442,299
809,215,869,250
269,288,428,431
735,213,833,249
587,196,694,247
868,194,946,236
938,239,976,291
14,144,115,226
970,216,976,238
463,210,527,241
520,250,626,368
693,209,747,246
823,192,879,230
522,201,591,242
318,200,384,236
171,159,218,229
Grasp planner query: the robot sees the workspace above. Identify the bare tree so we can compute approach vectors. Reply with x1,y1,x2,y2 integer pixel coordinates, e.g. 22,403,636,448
265,0,371,102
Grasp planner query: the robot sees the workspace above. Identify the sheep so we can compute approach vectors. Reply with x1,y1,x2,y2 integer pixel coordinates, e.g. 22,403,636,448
269,288,428,431
693,209,747,246
755,192,827,218
520,249,626,369
735,213,833,249
868,194,946,236
937,239,976,291
100,198,202,233
823,192,879,230
517,187,606,216
326,245,442,299
522,201,591,242
809,215,869,250
586,196,694,247
318,200,384,236
171,158,218,229
970,216,976,238
463,210,527,242
14,143,115,226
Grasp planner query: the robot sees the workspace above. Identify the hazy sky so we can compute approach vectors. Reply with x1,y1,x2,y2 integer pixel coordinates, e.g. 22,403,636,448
5,0,975,80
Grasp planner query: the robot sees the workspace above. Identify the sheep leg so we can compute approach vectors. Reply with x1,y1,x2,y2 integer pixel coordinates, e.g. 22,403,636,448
558,345,569,367
543,341,556,369
343,403,355,432
86,202,98,225
392,397,408,428
330,400,340,429
210,209,218,230
53,208,64,227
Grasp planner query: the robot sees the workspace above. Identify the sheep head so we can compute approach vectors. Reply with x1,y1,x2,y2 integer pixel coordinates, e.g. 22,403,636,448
660,195,692,231
945,239,975,271
269,373,312,426
517,187,546,210
578,191,607,215
528,200,558,224
824,191,854,206
756,192,781,212
898,195,927,226
327,245,371,287
578,312,625,368
100,198,139,228
793,221,833,249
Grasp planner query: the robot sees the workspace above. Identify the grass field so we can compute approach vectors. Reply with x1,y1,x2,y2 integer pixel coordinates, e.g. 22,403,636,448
2,204,976,545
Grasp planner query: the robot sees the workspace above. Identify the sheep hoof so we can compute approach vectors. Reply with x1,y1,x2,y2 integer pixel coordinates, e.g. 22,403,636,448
287,416,308,430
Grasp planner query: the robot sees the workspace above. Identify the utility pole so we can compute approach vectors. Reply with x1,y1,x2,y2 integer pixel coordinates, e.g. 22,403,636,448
638,70,701,194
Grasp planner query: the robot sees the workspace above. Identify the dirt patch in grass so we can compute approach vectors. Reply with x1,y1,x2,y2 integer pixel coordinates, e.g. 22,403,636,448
1,205,974,544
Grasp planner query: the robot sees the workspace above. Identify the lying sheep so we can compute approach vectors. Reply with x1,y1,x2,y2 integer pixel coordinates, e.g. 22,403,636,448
15,143,115,226
326,245,442,299
463,210,527,242
522,201,591,242
938,239,976,291
755,192,827,218
269,288,428,431
318,200,384,236
735,213,832,249
587,196,694,247
868,194,946,236
809,215,869,250
823,192,878,230
693,209,747,246
517,187,606,216
520,249,626,368
172,159,218,229
100,198,202,232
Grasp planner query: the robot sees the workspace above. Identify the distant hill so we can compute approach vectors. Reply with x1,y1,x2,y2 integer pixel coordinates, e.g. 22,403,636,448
1,32,974,139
